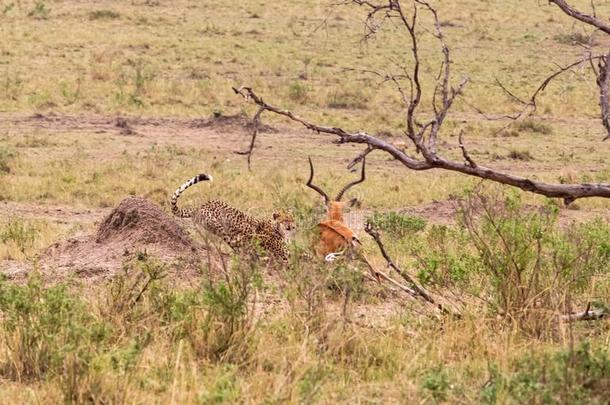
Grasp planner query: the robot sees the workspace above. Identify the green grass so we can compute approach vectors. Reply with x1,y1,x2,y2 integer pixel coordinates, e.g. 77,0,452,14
0,217,67,261
0,0,608,131
367,211,427,238
1,208,609,402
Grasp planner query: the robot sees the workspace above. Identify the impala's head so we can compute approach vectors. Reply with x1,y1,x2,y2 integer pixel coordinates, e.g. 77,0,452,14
306,156,366,221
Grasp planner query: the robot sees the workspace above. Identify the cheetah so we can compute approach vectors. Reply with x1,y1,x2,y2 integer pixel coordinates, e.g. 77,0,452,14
170,173,295,262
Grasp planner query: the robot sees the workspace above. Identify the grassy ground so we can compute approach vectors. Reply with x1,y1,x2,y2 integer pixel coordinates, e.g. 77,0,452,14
1,0,609,126
0,0,609,403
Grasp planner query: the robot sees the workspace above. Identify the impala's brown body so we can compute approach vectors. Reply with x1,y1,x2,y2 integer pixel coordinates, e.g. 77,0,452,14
316,219,358,256
306,157,364,257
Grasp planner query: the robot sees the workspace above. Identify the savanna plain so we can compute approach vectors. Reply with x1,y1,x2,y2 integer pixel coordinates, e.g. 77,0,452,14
0,0,609,403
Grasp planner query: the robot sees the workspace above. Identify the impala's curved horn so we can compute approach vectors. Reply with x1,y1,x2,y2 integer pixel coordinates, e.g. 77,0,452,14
306,157,330,205
335,158,366,201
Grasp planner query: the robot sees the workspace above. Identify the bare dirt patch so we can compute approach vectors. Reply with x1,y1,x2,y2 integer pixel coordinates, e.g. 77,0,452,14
0,201,107,225
26,196,206,284
400,197,610,228
399,198,461,226
0,112,340,164
346,197,610,235
189,112,278,133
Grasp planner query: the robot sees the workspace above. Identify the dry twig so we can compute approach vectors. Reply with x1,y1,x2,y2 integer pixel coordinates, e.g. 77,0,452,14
234,106,264,170
364,222,460,317
561,302,609,322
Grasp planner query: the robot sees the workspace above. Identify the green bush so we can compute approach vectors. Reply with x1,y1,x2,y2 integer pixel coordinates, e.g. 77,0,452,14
515,119,553,135
406,224,481,287
461,192,609,335
89,10,120,20
422,366,452,401
368,211,426,239
152,258,262,363
27,2,50,19
482,342,610,403
327,89,368,109
0,146,17,174
0,275,110,382
0,262,160,401
0,218,38,251
288,81,308,103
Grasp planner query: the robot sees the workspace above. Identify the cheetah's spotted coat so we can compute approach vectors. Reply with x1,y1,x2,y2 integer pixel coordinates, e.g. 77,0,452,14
170,174,294,262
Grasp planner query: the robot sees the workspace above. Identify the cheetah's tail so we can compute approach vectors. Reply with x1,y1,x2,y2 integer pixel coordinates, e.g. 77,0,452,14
170,173,213,218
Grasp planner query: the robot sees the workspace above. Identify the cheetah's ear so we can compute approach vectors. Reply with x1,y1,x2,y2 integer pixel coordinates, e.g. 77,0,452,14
272,212,280,220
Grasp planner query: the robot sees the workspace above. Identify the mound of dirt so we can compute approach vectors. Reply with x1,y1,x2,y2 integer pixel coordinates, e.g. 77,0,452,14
36,196,204,284
95,196,193,248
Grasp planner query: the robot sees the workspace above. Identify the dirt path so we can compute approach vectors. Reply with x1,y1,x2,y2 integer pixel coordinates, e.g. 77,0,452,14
1,112,608,230
0,201,108,225
1,113,607,231
0,112,336,161
2,111,604,175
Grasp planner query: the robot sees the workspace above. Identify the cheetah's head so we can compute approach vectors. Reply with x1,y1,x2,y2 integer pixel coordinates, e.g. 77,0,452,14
272,210,296,239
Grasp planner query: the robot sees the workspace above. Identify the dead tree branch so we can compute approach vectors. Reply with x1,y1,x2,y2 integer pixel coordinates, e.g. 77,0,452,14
507,56,602,114
234,85,610,202
347,145,374,170
364,222,460,317
479,0,610,139
458,130,477,169
470,55,605,138
233,0,610,202
596,51,610,140
234,106,264,170
561,302,609,322
549,0,610,35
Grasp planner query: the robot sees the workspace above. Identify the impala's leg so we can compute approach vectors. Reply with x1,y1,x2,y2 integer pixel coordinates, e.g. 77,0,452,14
325,251,344,262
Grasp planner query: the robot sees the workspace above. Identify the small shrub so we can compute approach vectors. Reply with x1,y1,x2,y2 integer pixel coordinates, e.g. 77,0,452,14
297,366,325,403
0,218,38,256
422,366,451,401
410,224,481,287
59,80,81,105
106,254,167,321
327,89,368,109
325,261,365,299
554,32,591,46
0,275,111,382
89,10,120,20
27,1,50,19
199,366,240,403
197,260,260,361
507,149,533,161
3,72,24,100
515,119,553,135
2,3,15,16
483,342,610,403
158,258,261,363
288,81,308,103
283,252,329,329
114,60,155,108
368,211,426,238
460,191,610,336
0,146,17,174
